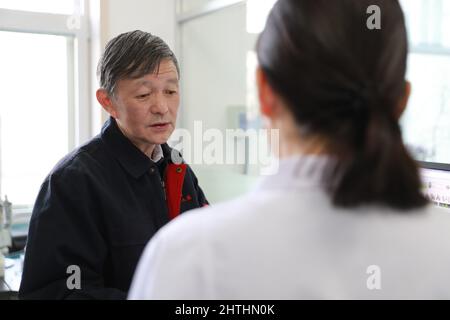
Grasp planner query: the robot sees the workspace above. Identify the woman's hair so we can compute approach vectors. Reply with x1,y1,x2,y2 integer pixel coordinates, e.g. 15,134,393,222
257,0,428,210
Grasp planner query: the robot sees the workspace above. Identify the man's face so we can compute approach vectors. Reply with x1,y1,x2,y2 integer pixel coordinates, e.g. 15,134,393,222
109,59,180,149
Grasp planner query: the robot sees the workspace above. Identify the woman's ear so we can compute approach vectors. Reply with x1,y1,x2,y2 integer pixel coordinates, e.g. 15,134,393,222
256,67,276,118
394,81,411,120
96,89,118,119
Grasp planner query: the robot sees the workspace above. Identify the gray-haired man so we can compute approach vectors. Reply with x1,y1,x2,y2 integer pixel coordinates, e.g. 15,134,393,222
19,30,208,300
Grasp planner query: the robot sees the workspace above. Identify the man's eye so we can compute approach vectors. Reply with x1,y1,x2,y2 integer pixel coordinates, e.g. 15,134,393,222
165,90,177,95
136,93,150,99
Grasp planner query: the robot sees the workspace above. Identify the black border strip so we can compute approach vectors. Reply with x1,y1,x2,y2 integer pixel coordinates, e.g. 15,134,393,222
418,161,450,171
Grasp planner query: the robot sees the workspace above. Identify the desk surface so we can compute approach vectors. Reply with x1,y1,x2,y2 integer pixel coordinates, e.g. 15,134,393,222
0,254,23,299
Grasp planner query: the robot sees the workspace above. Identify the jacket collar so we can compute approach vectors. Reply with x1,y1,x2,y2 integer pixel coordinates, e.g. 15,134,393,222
100,117,178,178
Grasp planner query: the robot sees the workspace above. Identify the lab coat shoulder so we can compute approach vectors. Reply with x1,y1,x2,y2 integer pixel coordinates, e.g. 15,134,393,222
128,195,256,300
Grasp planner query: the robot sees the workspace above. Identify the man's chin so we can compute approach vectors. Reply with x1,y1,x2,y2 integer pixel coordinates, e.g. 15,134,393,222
143,128,174,145
145,135,171,146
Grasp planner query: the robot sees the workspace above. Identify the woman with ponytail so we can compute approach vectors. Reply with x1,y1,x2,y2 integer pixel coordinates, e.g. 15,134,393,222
129,0,450,299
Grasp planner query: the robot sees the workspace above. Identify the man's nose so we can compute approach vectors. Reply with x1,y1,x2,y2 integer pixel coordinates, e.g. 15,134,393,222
151,93,169,115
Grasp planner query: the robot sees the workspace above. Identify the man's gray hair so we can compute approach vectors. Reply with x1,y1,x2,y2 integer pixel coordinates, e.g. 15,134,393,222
97,30,180,95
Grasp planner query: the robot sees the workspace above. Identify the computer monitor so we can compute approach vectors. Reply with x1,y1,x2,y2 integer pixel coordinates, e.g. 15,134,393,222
420,162,450,210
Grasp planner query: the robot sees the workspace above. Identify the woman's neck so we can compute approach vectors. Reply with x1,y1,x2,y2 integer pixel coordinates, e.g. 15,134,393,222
278,134,330,159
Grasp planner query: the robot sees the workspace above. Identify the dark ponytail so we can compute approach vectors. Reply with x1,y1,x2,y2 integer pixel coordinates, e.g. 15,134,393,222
257,0,428,210
333,102,427,209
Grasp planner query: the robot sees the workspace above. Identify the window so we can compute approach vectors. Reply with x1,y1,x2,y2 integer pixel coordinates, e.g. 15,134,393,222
0,1,90,209
0,31,71,206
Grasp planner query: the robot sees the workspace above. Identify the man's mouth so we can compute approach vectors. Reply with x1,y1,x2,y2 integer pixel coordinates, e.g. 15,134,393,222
150,122,170,129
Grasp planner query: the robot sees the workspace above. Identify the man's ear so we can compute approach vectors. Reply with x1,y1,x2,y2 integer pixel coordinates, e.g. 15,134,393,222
256,67,276,118
395,80,411,120
96,89,118,119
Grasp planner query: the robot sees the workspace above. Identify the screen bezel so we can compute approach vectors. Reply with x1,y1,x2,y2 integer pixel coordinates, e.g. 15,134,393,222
419,162,450,171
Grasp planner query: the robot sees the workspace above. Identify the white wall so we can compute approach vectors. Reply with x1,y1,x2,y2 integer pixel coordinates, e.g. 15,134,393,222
100,0,177,49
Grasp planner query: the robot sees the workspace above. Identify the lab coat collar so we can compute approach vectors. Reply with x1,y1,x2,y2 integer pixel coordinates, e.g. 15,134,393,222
254,154,335,191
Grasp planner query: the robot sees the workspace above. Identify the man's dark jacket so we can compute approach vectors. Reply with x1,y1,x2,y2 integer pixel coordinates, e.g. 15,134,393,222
19,117,208,299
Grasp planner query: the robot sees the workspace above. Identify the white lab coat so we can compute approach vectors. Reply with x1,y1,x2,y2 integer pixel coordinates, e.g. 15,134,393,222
129,155,450,299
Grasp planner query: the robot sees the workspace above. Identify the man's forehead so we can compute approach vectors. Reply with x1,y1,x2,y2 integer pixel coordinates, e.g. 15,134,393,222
134,76,179,86
115,60,179,90
132,71,179,86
